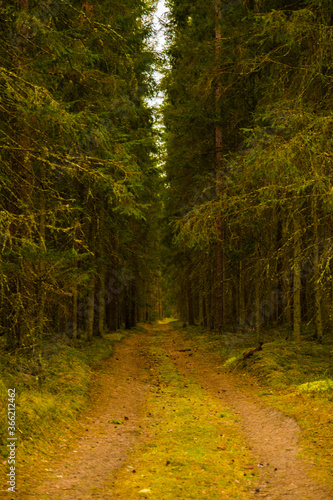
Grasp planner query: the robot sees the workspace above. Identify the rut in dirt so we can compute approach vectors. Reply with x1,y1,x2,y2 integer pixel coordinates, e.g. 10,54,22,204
158,323,333,500
21,331,155,500
22,324,333,500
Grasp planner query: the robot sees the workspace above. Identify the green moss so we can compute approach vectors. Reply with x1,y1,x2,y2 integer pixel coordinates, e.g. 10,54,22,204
296,379,333,393
224,356,238,368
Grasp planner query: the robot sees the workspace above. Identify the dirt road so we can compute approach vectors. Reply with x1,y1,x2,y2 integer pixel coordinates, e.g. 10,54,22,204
22,323,333,499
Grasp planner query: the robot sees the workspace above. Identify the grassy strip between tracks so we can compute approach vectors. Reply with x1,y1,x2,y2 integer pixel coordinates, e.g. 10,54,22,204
112,330,257,499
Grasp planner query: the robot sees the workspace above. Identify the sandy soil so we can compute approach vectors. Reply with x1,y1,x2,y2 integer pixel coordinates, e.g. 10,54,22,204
20,324,333,499
20,331,153,499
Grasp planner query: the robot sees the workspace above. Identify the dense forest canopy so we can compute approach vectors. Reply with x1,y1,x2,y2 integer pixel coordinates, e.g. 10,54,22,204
1,0,333,351
1,4,333,498
0,0,162,349
162,0,333,342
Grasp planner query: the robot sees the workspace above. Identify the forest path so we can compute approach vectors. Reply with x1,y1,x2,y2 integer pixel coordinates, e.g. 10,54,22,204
22,323,332,499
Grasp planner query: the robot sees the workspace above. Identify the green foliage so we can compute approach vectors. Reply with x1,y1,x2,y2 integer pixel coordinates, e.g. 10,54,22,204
162,0,333,335
43,349,90,396
224,339,333,390
0,0,161,347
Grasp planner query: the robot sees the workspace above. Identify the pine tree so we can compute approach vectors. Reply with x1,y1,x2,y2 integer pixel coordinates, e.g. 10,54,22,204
0,0,160,348
163,0,333,341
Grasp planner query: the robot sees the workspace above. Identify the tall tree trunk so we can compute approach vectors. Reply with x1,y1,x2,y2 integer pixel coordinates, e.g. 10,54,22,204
238,260,245,329
187,274,195,326
86,273,95,341
107,286,117,331
208,252,215,330
86,218,96,341
72,284,78,339
130,281,136,328
293,216,302,342
214,0,224,333
313,199,323,341
255,241,261,341
202,272,207,327
97,206,106,337
276,216,283,324
98,274,106,337
282,220,292,326
124,291,131,330
37,175,46,340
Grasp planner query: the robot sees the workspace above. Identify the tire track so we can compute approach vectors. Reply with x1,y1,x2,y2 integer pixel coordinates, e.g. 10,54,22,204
158,323,333,500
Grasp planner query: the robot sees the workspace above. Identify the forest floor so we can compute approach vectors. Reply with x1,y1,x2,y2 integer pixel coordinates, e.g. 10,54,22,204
18,322,333,500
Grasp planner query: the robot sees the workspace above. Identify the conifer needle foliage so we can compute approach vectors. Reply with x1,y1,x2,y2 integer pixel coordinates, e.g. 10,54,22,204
162,0,333,342
0,0,161,349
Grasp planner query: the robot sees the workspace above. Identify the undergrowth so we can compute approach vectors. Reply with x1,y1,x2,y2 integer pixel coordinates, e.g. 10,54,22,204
172,321,333,390
0,329,131,485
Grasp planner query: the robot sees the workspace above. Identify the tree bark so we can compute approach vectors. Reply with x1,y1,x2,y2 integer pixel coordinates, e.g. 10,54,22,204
214,0,224,333
238,260,245,328
313,199,323,340
293,216,302,342
107,286,117,331
187,273,195,325
202,273,208,327
276,216,283,324
124,291,131,330
130,281,136,328
86,273,95,341
72,284,78,339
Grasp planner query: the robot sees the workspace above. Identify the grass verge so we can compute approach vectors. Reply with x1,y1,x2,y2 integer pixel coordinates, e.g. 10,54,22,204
112,329,257,499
